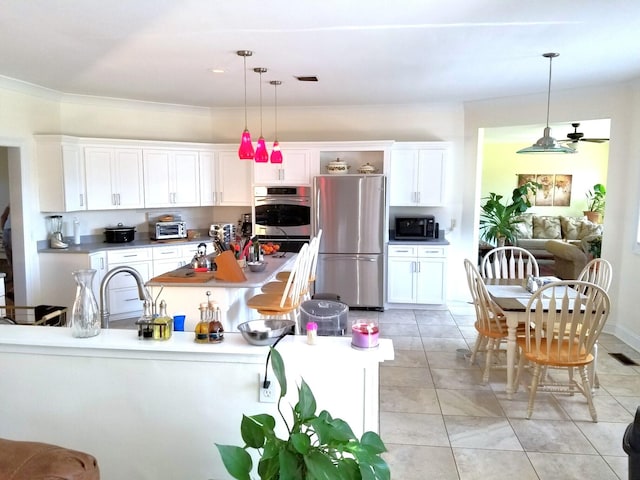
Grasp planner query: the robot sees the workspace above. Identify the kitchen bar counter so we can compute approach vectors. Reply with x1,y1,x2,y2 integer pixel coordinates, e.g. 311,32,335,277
0,324,393,480
145,254,297,331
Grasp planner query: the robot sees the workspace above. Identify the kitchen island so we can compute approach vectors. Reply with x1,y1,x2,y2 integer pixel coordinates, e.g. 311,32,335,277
0,325,393,480
145,254,297,332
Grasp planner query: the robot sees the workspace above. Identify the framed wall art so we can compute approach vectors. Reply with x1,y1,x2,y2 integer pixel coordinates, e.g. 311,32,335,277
517,174,572,207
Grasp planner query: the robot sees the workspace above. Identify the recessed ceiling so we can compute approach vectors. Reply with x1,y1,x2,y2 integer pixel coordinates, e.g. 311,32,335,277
0,0,639,108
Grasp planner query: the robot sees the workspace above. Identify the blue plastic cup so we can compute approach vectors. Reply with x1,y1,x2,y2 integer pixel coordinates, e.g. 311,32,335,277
173,315,186,331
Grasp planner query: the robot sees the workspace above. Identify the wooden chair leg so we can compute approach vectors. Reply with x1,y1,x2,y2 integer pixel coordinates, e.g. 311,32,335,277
526,364,543,419
482,338,495,383
469,334,483,365
579,365,598,422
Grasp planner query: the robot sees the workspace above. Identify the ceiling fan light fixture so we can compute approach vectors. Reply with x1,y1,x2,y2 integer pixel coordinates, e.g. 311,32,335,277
237,50,255,160
517,52,576,155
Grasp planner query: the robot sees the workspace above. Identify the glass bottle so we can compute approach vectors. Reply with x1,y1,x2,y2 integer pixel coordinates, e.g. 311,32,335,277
137,300,154,340
208,304,224,343
195,303,210,343
154,300,172,340
70,269,101,338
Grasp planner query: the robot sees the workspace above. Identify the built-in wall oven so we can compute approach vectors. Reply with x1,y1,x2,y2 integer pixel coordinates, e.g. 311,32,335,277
254,186,311,252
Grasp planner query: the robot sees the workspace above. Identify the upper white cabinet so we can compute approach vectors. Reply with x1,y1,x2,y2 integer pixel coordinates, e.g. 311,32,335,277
253,149,318,185
388,143,448,206
84,147,144,210
35,135,86,212
200,150,252,206
143,149,200,207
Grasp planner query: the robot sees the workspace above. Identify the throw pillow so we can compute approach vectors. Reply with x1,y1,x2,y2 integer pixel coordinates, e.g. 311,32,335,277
560,216,587,240
578,219,603,239
513,213,534,239
533,216,562,239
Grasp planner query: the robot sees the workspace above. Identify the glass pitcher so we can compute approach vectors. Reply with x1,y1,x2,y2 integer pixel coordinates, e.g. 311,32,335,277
70,269,101,338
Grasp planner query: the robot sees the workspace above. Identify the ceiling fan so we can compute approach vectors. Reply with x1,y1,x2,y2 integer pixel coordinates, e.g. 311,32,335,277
563,123,610,144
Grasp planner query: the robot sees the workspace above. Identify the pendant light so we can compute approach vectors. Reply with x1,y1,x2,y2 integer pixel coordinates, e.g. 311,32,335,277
270,80,283,164
253,67,269,163
517,53,576,154
237,50,255,160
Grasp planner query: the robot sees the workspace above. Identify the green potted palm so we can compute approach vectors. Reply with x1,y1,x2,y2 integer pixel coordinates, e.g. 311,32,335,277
479,181,539,247
216,347,390,480
584,183,606,223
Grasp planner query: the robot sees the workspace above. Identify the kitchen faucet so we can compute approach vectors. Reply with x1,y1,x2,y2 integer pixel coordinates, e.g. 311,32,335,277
99,266,152,328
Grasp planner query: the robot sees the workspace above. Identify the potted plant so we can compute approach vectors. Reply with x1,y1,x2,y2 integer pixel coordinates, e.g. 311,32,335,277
584,183,606,223
479,181,539,247
216,347,390,480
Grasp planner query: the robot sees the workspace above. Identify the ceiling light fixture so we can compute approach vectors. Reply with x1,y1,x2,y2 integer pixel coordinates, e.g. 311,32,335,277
517,53,576,154
270,80,283,164
237,50,254,160
253,68,269,163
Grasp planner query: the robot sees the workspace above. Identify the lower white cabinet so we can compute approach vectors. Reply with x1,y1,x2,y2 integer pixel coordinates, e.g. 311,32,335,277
387,244,447,305
105,248,152,321
152,245,195,276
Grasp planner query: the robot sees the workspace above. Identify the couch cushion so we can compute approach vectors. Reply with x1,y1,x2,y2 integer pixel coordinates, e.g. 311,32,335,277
578,220,603,239
513,213,534,239
560,216,587,240
532,216,561,239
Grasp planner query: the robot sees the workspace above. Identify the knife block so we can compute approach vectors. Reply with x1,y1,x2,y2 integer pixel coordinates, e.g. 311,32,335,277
214,250,247,282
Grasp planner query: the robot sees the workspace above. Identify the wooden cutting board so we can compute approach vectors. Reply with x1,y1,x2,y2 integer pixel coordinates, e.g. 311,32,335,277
150,270,218,283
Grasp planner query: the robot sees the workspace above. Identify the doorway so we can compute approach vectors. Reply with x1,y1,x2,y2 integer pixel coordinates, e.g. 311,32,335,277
0,148,11,303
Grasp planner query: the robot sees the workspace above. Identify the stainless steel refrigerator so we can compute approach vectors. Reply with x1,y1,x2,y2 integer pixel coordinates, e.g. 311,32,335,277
313,174,386,310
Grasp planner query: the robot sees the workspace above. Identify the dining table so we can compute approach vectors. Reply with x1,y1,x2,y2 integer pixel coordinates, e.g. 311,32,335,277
484,276,570,398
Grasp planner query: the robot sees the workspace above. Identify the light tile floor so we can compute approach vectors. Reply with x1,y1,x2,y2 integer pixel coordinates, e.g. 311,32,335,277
350,303,639,480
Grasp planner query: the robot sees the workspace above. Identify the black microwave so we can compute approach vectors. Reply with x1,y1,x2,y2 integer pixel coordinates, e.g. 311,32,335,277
394,216,439,240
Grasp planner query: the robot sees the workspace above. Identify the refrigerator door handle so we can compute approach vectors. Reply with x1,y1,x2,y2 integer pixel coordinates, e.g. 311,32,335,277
321,255,378,262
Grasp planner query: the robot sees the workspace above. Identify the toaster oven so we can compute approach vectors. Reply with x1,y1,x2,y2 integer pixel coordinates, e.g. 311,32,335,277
151,221,187,240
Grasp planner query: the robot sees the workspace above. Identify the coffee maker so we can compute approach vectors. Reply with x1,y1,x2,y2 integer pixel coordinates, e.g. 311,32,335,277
46,215,68,249
241,213,252,238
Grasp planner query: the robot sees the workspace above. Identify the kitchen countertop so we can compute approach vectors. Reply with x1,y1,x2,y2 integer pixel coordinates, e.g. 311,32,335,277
37,229,213,253
388,230,450,246
147,253,296,288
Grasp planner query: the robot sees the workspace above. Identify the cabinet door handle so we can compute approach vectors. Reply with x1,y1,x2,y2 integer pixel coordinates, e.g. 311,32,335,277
417,191,421,203
79,194,84,207
111,193,116,206
279,169,284,181
219,191,223,203
100,258,104,269
117,193,121,205
212,191,217,204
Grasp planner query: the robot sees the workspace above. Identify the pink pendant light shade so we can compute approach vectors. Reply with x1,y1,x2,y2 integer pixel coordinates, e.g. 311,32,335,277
238,129,255,159
270,140,283,163
255,136,269,163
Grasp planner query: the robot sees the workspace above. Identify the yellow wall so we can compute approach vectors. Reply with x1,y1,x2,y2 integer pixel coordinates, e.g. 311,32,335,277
481,141,609,217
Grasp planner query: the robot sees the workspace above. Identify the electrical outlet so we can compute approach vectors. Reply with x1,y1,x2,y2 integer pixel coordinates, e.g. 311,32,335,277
259,374,277,403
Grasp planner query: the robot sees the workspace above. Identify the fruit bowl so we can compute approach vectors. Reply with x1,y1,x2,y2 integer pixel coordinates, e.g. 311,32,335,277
247,261,267,272
237,319,296,346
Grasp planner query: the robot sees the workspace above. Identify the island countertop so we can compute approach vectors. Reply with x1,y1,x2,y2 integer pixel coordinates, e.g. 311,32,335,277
146,253,296,288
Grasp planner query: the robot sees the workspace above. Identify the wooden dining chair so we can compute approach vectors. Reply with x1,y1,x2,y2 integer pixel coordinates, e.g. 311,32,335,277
262,235,320,301
481,246,539,280
514,280,610,422
275,229,323,285
464,258,511,383
576,257,612,388
246,243,311,332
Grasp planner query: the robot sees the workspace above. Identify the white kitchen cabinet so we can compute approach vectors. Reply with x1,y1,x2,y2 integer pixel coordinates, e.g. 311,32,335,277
35,136,86,212
387,244,447,305
152,245,190,277
105,248,152,321
84,147,145,210
143,149,200,207
253,149,318,185
200,150,252,206
38,252,107,314
389,145,447,206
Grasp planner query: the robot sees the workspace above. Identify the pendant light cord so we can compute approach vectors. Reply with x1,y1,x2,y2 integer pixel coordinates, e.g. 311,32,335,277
259,71,264,136
274,82,278,140
243,56,248,129
545,55,553,129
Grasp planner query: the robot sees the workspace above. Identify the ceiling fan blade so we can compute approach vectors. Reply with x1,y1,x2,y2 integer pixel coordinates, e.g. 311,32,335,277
581,138,609,143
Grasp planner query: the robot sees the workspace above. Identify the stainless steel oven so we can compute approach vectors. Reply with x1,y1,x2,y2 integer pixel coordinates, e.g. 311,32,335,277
254,186,311,252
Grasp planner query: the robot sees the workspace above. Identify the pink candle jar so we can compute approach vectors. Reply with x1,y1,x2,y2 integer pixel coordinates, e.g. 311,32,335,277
351,321,379,349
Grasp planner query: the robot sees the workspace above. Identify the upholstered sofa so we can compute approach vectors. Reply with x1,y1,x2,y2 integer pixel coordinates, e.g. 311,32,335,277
0,438,100,479
513,214,602,263
545,239,590,279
